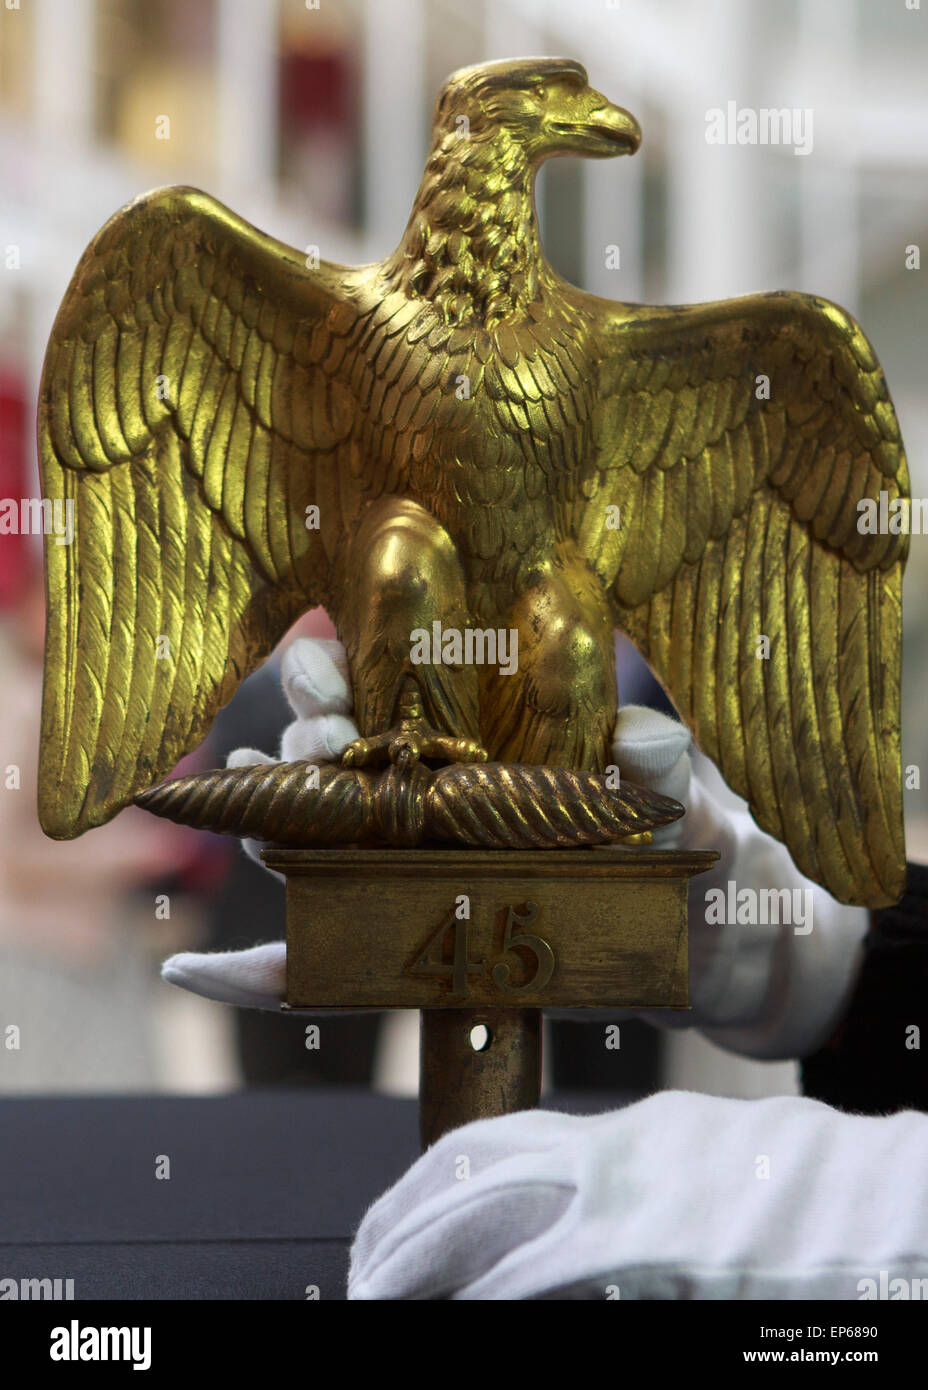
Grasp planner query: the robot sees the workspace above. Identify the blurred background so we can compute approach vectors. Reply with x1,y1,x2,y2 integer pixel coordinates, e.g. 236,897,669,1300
0,0,925,1102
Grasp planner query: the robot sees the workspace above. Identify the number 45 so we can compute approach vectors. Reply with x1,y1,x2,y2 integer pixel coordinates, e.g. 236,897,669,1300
409,902,555,998
491,902,555,993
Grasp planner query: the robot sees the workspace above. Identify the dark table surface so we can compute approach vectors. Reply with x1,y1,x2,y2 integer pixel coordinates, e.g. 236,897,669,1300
0,1089,627,1300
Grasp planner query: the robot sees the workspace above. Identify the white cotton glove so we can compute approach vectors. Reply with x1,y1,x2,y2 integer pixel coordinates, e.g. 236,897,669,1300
639,768,869,1060
567,702,870,1061
610,703,693,844
348,1090,928,1300
162,941,287,1010
160,638,358,1008
227,638,359,875
162,638,869,1063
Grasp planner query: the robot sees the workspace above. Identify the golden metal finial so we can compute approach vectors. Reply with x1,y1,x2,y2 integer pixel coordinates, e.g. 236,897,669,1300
38,58,908,908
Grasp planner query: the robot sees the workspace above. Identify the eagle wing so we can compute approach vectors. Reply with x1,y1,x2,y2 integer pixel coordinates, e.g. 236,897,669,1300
39,186,370,838
575,289,908,907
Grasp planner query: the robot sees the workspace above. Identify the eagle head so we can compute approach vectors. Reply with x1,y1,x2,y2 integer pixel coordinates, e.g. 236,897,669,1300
436,57,641,163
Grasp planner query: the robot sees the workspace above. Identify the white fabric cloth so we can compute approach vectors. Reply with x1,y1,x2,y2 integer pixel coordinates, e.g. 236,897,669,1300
348,1091,928,1300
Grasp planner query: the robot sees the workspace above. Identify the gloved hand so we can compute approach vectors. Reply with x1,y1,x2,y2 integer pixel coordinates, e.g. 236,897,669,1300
348,1089,928,1300
162,638,870,1060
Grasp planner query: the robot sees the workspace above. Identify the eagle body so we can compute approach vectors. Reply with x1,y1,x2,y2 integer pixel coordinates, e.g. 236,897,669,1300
38,58,909,909
321,280,592,614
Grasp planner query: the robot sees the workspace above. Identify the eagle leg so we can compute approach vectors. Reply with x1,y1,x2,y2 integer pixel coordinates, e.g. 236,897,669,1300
332,497,487,769
480,553,617,772
342,676,487,770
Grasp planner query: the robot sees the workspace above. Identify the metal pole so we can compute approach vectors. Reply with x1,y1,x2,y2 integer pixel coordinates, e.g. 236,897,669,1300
418,1007,542,1150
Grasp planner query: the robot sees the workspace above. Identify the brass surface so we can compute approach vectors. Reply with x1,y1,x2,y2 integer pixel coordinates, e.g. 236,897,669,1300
267,846,717,1010
39,56,907,910
419,1008,542,1149
135,758,683,848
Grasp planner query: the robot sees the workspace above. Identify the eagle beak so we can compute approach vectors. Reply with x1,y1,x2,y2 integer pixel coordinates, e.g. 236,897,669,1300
588,102,641,154
547,90,641,158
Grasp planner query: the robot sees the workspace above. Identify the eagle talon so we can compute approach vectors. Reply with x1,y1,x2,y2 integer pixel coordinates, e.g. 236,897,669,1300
391,736,421,770
424,736,488,765
341,735,390,768
341,723,487,770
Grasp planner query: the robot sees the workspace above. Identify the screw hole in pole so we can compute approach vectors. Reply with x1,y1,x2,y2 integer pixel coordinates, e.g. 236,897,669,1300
469,1024,491,1052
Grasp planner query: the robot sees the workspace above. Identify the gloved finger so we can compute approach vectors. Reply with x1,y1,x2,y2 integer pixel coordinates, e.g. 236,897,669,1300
241,836,284,881
281,637,352,718
226,746,276,768
611,704,691,845
611,704,691,801
349,1110,585,1300
222,749,286,879
161,941,375,1016
280,713,359,763
161,942,287,1010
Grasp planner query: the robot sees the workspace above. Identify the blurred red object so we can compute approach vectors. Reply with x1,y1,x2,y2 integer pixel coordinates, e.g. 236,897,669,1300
279,48,351,131
0,368,28,610
278,46,356,225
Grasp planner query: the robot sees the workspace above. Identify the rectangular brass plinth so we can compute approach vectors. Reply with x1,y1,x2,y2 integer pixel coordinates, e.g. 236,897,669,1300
264,845,718,1012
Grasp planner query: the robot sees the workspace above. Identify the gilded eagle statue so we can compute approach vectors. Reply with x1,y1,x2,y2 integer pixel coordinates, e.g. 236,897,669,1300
38,58,908,908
